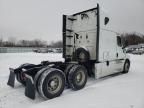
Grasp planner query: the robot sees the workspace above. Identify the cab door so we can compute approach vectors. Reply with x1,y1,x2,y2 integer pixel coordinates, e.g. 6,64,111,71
99,30,118,77
115,36,125,72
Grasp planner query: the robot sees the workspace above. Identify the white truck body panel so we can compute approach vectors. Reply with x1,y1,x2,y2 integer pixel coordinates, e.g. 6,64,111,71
63,4,130,79
64,8,98,60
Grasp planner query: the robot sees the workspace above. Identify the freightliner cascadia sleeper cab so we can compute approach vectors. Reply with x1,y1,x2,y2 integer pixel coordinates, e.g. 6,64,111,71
7,4,130,100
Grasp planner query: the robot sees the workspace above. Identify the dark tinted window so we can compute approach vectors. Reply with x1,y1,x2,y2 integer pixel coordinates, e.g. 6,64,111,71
117,36,122,47
104,17,109,25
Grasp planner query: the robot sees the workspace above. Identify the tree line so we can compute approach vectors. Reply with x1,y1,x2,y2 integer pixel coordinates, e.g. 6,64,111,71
0,32,144,48
121,32,144,47
0,37,62,48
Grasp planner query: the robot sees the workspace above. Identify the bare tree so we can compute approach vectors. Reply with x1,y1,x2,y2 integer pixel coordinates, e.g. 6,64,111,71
121,32,144,46
0,37,3,47
8,37,16,47
16,39,47,47
50,40,62,48
32,39,47,47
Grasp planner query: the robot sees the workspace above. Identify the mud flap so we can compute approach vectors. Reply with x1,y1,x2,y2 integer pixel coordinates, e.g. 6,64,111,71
7,68,15,88
25,74,35,99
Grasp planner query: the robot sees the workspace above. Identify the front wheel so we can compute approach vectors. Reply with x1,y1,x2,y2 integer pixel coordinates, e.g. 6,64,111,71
123,60,130,73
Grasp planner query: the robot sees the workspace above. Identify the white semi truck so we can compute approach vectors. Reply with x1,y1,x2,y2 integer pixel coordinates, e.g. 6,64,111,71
7,4,130,100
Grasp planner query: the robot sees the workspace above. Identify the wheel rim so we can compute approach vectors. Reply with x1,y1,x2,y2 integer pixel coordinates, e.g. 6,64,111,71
46,75,62,94
75,70,85,86
79,52,85,60
125,63,129,72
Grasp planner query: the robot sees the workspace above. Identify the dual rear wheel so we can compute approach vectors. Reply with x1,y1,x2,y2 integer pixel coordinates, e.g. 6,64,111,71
35,64,87,99
36,68,65,99
16,63,87,99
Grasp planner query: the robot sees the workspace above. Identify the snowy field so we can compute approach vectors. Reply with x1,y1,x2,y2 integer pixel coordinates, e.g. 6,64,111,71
0,53,144,108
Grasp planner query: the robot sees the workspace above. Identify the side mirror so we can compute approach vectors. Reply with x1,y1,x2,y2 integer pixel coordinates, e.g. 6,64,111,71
104,17,109,25
122,45,126,49
122,40,128,49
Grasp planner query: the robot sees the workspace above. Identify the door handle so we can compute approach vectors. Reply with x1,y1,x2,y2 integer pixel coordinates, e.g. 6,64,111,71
116,53,118,58
106,61,109,66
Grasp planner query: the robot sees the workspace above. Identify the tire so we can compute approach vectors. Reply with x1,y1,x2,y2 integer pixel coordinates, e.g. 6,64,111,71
75,48,90,63
123,60,130,73
34,67,50,91
64,64,76,87
68,65,87,90
38,68,65,99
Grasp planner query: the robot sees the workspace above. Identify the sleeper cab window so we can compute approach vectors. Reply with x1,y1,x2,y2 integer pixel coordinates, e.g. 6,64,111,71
104,17,109,25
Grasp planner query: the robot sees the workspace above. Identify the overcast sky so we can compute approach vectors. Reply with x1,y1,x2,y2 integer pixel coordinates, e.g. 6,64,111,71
0,0,144,43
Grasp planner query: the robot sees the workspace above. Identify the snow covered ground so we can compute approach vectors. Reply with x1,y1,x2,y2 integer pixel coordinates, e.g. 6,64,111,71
0,53,144,108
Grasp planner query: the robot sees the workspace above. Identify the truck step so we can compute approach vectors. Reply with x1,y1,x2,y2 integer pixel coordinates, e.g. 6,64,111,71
66,29,73,32
68,18,77,21
66,45,73,47
66,35,73,38
66,55,72,57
